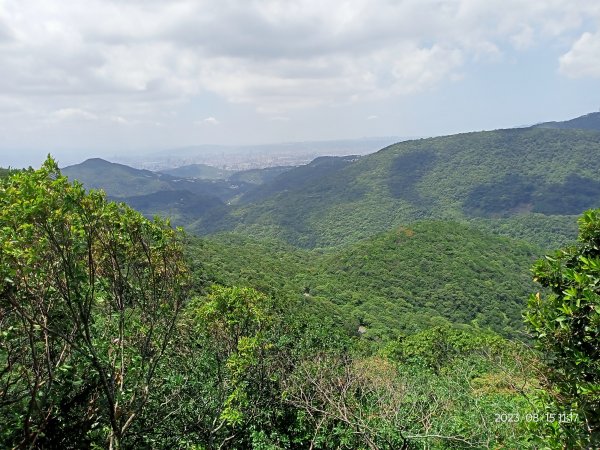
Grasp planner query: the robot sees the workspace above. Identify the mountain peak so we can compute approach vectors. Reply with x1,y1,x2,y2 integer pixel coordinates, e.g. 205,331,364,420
532,111,600,131
76,157,113,167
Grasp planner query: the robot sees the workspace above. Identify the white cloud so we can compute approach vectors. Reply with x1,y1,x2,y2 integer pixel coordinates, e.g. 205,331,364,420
510,25,535,50
202,117,220,126
52,108,98,121
109,115,129,124
0,0,599,120
559,31,600,78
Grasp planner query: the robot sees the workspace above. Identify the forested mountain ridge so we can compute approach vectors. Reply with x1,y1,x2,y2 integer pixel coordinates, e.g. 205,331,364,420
62,157,248,223
62,158,175,197
193,127,599,248
532,111,600,131
62,157,248,201
61,125,600,251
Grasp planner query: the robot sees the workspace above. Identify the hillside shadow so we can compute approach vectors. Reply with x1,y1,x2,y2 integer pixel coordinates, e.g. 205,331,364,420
388,150,436,204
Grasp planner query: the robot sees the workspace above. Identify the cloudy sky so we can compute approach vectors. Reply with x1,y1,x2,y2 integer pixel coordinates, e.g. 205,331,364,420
1,0,600,167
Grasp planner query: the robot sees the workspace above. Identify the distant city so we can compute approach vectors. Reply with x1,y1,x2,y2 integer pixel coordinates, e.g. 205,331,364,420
111,137,409,171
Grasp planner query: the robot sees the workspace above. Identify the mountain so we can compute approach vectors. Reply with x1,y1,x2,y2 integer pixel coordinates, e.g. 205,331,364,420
160,163,233,180
193,127,599,249
237,155,360,205
62,158,173,197
228,166,293,185
62,158,255,226
62,158,248,201
532,111,600,132
194,221,539,338
61,121,600,251
124,190,224,224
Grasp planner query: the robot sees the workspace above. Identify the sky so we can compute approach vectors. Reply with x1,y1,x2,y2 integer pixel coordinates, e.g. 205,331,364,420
1,0,600,167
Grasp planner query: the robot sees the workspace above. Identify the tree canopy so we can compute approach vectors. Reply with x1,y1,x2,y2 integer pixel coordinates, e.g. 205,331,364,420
0,157,188,448
1,155,595,449
526,209,600,447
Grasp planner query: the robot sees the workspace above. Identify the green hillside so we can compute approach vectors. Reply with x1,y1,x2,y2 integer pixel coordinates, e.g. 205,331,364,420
60,127,598,251
161,163,234,180
3,156,596,448
309,221,538,338
62,158,252,201
533,111,600,131
228,165,293,185
124,190,224,225
192,221,540,339
61,158,255,227
237,155,360,204
193,128,598,249
62,158,173,196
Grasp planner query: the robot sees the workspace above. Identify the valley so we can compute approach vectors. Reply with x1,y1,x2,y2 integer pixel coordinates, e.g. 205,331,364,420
3,3,600,447
59,113,600,339
3,112,600,448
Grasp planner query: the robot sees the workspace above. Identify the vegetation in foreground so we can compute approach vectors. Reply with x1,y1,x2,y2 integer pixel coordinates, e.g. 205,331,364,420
1,159,598,448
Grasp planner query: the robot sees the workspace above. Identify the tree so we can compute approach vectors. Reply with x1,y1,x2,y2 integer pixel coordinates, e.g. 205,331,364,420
192,285,284,448
525,208,600,447
0,157,188,449
284,325,536,450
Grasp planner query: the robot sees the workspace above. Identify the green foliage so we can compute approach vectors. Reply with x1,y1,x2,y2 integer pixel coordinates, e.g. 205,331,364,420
5,151,594,448
311,221,539,338
525,208,600,447
465,173,535,216
191,222,540,339
533,174,600,215
471,213,578,250
196,285,278,429
0,167,15,179
533,111,600,131
229,166,293,185
0,157,188,448
132,281,353,449
284,325,538,449
192,128,596,249
161,163,234,180
384,324,505,371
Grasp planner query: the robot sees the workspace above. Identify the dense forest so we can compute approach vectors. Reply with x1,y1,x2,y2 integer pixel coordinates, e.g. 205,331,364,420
2,116,600,449
4,0,600,440
1,157,599,448
195,223,538,339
